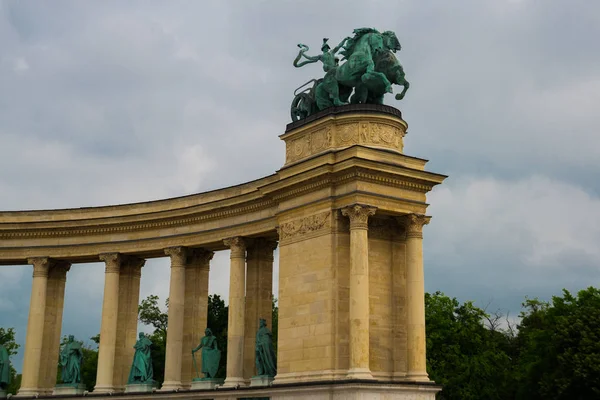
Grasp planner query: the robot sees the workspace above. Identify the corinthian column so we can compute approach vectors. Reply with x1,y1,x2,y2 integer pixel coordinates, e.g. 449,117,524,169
341,204,376,380
399,214,431,382
94,253,123,393
244,238,277,380
18,258,51,396
161,247,188,391
223,237,248,387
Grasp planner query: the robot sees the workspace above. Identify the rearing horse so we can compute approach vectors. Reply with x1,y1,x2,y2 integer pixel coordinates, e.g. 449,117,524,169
336,28,393,104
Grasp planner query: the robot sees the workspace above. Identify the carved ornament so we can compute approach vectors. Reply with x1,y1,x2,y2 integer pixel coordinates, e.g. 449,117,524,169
278,211,331,241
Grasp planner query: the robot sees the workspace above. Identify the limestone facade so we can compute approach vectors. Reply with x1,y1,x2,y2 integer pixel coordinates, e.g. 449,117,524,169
1,105,446,398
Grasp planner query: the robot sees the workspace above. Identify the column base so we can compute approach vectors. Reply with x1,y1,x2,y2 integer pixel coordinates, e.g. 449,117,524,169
93,384,116,394
405,372,430,382
53,383,86,396
15,387,42,397
191,378,224,390
222,376,247,388
125,382,158,393
250,375,274,387
346,367,375,380
159,380,183,391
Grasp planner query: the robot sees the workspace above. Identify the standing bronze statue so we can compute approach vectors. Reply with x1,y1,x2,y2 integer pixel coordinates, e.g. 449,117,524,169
0,343,10,391
127,333,154,384
192,328,221,379
291,27,410,122
255,318,277,377
59,335,83,384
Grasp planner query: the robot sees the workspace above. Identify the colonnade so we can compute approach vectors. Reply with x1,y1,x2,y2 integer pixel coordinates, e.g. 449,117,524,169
14,209,431,396
16,238,277,396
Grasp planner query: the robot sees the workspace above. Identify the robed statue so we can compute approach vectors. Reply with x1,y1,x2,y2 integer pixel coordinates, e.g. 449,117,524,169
0,344,10,390
255,318,277,377
59,335,83,384
192,328,221,379
127,333,154,384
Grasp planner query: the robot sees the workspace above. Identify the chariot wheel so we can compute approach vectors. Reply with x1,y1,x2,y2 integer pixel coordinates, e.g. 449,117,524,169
290,92,313,122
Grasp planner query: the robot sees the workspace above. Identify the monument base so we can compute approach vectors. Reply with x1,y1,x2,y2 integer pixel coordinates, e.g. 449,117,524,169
190,378,224,390
49,381,442,399
53,383,86,396
250,375,274,387
0,389,6,399
124,382,157,393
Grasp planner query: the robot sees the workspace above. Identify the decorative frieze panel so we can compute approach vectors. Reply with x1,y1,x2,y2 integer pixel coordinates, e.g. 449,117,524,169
278,211,331,243
283,117,406,165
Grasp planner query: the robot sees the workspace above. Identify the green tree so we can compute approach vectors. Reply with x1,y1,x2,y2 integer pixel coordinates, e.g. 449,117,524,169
425,291,515,400
0,327,20,395
515,287,600,400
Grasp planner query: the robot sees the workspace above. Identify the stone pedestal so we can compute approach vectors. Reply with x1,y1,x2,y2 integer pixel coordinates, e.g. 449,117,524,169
53,383,86,396
190,378,223,390
125,382,157,393
251,375,274,387
0,389,6,399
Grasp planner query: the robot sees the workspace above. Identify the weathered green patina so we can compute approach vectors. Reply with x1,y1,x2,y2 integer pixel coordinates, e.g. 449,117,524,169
59,335,83,384
255,318,277,377
0,344,10,390
192,328,221,379
291,28,409,121
127,333,154,384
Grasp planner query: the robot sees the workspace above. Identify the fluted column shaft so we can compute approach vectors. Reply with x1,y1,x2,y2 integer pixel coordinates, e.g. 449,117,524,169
40,263,71,394
223,237,247,387
181,249,213,388
18,258,50,396
400,214,431,381
113,257,144,391
94,254,123,393
161,247,188,391
342,205,376,380
244,239,277,380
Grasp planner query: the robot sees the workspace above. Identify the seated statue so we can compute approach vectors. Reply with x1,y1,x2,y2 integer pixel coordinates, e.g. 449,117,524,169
0,343,10,390
255,318,277,377
192,328,221,379
127,333,154,384
59,335,83,384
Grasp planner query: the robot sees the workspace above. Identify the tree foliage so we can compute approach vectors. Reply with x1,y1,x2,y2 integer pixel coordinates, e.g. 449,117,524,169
425,292,516,400
514,287,600,400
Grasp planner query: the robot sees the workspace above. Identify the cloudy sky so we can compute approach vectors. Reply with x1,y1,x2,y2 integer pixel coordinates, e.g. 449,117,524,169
1,0,599,371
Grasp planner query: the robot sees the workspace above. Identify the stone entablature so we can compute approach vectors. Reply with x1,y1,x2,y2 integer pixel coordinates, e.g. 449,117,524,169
0,109,444,266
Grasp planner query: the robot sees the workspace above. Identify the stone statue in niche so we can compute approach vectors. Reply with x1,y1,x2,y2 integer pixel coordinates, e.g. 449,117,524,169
0,343,11,391
127,332,154,384
192,328,221,379
255,318,277,377
59,335,83,384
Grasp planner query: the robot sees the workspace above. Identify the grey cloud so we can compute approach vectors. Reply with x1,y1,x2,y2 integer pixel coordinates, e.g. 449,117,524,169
1,0,599,373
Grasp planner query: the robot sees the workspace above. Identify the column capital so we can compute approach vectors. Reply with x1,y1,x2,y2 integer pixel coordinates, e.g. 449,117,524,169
99,253,122,273
398,214,431,239
48,261,72,281
189,248,215,266
122,256,145,277
165,246,188,266
224,237,247,258
247,238,278,261
341,204,377,229
28,257,51,278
